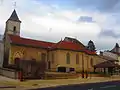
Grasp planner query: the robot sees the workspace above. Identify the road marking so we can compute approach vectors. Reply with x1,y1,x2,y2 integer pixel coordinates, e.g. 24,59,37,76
100,85,116,88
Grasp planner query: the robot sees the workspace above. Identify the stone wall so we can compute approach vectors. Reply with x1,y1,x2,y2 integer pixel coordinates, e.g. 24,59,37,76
0,67,18,79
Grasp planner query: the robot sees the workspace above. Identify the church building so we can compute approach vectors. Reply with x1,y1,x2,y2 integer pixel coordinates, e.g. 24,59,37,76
1,9,101,78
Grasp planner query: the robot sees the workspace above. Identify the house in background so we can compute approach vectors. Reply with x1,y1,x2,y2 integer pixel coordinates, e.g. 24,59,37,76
101,43,120,65
111,43,120,65
95,43,120,75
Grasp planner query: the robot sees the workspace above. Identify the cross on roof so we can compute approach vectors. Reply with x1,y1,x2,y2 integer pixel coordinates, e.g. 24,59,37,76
13,1,16,9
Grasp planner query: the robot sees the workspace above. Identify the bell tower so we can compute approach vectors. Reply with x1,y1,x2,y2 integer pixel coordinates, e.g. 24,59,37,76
3,9,21,67
4,9,21,37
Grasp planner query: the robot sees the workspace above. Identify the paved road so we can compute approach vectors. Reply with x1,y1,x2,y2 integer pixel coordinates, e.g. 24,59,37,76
29,80,120,90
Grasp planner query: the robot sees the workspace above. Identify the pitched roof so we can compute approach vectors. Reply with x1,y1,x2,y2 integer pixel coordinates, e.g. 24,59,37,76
51,40,85,51
94,61,120,68
84,49,97,55
8,34,97,55
115,43,119,48
51,40,96,55
99,55,118,62
111,43,120,54
112,52,120,55
8,34,55,49
7,9,21,23
64,37,86,48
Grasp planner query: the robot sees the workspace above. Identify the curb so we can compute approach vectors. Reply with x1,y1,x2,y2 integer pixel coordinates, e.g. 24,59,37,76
22,78,120,89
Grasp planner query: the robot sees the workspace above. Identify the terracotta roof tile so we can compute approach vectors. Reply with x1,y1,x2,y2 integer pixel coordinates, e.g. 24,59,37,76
8,34,97,55
84,49,97,55
51,41,96,55
51,40,85,51
8,34,55,49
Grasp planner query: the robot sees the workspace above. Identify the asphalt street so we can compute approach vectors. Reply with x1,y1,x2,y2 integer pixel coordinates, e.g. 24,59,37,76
29,80,120,90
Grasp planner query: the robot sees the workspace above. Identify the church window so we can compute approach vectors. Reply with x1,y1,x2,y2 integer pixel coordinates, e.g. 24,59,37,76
91,58,93,66
41,53,46,61
66,53,70,64
51,53,54,64
38,52,41,60
76,54,79,64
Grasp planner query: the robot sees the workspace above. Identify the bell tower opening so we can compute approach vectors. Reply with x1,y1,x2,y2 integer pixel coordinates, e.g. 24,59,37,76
13,26,16,34
13,26,16,32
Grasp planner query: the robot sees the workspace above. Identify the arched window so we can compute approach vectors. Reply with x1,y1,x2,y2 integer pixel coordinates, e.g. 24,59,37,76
76,54,79,64
91,58,93,66
41,53,46,61
38,52,41,60
66,53,70,64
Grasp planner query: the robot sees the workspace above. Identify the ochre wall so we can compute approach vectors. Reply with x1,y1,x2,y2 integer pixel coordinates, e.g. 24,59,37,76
9,44,47,64
8,44,103,73
48,50,59,71
56,50,83,72
48,50,98,72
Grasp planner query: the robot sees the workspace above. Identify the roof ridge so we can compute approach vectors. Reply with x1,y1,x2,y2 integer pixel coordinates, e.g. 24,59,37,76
20,36,55,44
51,40,62,49
8,34,55,48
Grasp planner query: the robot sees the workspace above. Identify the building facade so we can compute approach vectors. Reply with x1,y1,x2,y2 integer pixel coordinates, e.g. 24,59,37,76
1,9,105,78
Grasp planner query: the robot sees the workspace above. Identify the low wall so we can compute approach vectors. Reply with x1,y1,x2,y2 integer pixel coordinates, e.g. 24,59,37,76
90,74,110,77
78,73,110,78
0,67,18,79
44,71,79,79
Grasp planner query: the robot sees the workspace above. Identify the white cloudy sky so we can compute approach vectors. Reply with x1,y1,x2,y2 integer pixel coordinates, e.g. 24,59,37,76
0,0,120,51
